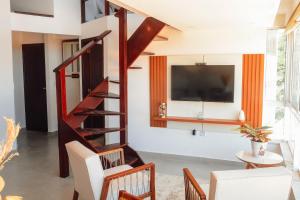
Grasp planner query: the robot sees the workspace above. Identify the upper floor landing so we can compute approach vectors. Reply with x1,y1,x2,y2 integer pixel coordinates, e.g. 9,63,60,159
10,0,81,36
9,0,120,36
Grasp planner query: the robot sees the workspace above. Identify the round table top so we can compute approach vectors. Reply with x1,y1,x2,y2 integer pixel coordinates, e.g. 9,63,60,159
236,151,283,165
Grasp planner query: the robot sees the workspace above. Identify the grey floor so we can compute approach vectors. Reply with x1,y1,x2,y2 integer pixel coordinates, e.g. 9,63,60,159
1,130,243,199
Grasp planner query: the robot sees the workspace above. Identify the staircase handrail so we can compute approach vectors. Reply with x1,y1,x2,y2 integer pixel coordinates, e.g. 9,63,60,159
53,30,111,73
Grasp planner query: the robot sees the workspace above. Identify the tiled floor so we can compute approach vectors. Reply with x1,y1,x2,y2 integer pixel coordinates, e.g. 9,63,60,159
0,130,275,199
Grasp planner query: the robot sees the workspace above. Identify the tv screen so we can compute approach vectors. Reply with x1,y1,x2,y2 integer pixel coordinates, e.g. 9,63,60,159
171,65,234,102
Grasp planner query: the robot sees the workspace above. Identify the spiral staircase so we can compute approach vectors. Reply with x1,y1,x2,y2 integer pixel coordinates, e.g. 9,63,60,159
54,9,166,177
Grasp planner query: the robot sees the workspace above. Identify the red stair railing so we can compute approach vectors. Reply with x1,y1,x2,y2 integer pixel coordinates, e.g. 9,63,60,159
53,30,111,128
53,30,111,177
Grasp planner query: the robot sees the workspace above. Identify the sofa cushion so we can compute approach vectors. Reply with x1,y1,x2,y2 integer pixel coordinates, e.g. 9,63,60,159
209,167,292,200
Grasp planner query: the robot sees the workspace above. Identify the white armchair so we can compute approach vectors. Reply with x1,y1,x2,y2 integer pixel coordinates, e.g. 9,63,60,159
184,167,292,200
66,141,155,200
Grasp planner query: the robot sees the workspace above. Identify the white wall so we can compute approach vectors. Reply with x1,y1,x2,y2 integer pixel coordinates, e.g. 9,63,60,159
80,14,267,161
12,32,68,132
0,0,15,139
147,27,267,55
11,0,81,36
128,54,252,161
11,0,54,15
63,42,80,113
44,34,64,132
12,32,44,127
2,0,80,137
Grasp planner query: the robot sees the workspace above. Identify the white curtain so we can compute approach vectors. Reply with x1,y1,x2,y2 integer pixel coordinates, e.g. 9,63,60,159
263,30,284,139
264,29,300,170
284,27,300,170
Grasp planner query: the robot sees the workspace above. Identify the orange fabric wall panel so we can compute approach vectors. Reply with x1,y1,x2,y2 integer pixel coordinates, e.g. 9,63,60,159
242,54,264,128
150,56,167,127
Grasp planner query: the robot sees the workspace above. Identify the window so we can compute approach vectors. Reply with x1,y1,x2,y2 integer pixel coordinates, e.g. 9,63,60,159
263,30,287,140
285,26,300,170
264,28,300,170
289,28,300,112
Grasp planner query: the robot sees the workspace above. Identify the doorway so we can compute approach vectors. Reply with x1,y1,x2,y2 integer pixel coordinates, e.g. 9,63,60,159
22,43,48,132
81,37,105,130
62,39,80,113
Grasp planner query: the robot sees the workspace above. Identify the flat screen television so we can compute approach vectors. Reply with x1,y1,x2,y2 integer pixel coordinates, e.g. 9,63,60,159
171,65,234,102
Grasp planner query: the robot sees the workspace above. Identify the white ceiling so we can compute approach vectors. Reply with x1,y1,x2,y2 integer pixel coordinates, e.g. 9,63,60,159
274,0,300,27
109,0,281,30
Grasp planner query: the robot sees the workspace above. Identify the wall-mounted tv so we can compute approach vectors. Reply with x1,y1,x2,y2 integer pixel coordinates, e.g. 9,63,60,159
171,65,234,102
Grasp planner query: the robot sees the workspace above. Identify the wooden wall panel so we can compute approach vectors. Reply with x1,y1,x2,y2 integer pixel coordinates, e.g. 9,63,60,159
242,54,264,128
150,56,167,127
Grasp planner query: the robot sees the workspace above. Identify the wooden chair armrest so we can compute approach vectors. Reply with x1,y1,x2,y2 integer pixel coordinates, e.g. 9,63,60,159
97,148,125,167
246,162,258,169
183,168,207,200
119,190,143,200
100,163,155,200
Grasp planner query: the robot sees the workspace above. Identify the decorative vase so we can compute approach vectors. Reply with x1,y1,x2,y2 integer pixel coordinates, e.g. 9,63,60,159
159,103,167,118
251,141,268,157
239,110,245,121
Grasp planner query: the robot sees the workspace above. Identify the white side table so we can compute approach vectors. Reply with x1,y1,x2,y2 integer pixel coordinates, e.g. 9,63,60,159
236,151,283,169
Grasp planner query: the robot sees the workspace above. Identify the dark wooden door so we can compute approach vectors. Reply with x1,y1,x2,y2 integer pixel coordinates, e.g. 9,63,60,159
81,38,105,129
22,43,48,132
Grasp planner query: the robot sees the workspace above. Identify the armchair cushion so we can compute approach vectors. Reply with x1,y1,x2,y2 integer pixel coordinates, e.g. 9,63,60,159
209,167,292,200
104,165,133,177
66,141,104,200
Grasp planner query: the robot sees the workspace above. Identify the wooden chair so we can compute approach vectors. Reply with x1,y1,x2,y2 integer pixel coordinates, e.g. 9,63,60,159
119,191,142,200
183,168,207,200
66,141,155,200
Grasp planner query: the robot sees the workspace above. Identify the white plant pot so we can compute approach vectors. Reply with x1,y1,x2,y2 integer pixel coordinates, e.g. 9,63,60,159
251,141,268,157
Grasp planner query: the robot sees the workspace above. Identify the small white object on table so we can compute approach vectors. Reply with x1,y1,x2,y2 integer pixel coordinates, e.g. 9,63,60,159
236,151,283,169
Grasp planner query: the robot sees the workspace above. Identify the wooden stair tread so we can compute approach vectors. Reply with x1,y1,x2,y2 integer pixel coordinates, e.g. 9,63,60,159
65,79,109,128
77,128,125,138
109,80,120,84
74,109,125,116
94,143,127,153
125,154,139,165
154,35,168,41
91,92,119,99
141,52,155,55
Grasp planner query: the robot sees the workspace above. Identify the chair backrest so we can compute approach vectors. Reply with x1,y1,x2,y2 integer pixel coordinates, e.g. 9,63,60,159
66,141,104,200
209,167,292,200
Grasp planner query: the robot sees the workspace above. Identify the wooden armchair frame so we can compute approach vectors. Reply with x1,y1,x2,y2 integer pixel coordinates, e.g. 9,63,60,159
101,163,156,200
119,190,143,200
183,168,207,200
98,148,125,169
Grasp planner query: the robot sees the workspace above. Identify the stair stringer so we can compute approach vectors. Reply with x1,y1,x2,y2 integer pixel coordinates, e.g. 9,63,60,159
59,77,144,177
127,17,165,67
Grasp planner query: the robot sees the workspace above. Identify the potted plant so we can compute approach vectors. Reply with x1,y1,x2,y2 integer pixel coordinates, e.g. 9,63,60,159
236,124,272,157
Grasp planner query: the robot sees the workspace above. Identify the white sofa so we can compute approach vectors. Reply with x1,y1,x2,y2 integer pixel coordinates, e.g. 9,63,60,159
184,167,293,200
